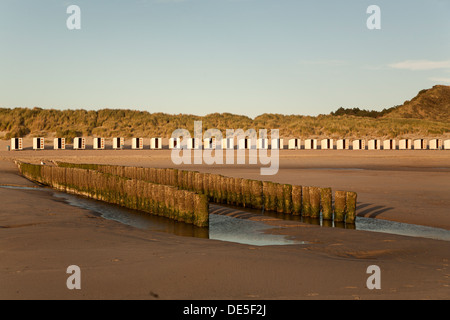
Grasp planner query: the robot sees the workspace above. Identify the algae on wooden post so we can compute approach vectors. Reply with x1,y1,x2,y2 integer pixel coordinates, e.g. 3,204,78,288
283,184,293,214
309,187,321,219
262,181,270,211
301,186,311,217
275,183,285,213
196,172,204,194
220,175,227,204
251,180,264,209
242,179,252,208
226,177,233,205
345,191,357,224
291,185,302,215
235,177,243,206
194,193,209,227
334,190,347,222
320,187,333,220
210,174,217,202
184,191,194,224
172,169,178,187
263,181,277,212
202,173,210,199
212,174,219,203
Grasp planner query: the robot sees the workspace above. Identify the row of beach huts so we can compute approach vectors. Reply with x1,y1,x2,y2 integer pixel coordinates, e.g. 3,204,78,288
8,137,450,151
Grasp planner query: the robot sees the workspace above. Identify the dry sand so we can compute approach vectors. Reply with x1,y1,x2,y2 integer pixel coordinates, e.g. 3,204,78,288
0,143,449,300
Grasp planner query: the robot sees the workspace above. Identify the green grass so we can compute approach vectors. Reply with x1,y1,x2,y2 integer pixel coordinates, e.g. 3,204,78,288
1,108,448,140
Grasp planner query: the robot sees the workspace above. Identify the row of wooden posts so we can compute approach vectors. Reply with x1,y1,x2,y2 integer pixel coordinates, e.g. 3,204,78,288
55,162,358,224
17,161,358,227
17,162,209,227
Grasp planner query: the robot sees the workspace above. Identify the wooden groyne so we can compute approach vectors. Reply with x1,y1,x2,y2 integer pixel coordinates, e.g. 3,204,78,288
55,162,358,223
17,162,209,227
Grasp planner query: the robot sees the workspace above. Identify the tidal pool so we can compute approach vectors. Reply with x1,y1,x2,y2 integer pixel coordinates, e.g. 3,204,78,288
2,185,448,244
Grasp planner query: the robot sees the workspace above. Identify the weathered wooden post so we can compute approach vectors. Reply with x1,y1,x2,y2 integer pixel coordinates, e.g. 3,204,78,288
345,191,357,224
320,187,333,220
194,194,209,227
251,180,264,209
235,177,243,207
283,184,293,214
309,187,321,219
334,190,347,222
276,183,284,213
301,186,310,217
242,179,252,207
263,181,276,212
291,185,302,215
184,191,195,224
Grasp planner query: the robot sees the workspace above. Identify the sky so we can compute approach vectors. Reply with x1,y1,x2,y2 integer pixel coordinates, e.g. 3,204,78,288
0,0,449,118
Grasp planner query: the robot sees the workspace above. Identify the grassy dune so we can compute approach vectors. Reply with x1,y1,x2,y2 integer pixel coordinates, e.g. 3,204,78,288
1,108,448,142
1,86,449,140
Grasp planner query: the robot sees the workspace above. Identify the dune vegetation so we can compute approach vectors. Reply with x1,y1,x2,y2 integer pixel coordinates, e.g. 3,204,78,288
1,108,448,142
1,86,449,141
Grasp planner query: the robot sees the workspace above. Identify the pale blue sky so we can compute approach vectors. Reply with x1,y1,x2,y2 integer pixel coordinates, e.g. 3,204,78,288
1,0,449,117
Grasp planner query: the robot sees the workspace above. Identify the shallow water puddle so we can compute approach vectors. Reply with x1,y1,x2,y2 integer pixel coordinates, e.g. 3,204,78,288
52,192,300,246
356,216,450,241
0,185,46,191
2,185,449,244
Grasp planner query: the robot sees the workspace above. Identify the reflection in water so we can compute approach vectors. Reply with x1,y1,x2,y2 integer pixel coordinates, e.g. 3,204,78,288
0,185,46,191
52,192,209,239
214,203,450,241
219,204,357,230
356,216,450,241
209,214,303,246
52,192,301,246
4,185,449,243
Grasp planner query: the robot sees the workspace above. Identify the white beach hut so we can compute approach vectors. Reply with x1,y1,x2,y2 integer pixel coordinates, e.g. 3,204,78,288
194,138,202,149
222,138,234,150
73,137,85,150
383,139,396,150
257,138,268,150
33,138,45,150
352,139,365,150
399,139,412,150
444,140,450,150
132,138,144,150
413,139,427,150
54,138,65,150
186,138,201,150
336,139,350,150
112,137,124,150
238,138,256,150
368,139,381,150
321,139,333,150
271,138,283,150
150,138,162,149
288,139,301,150
238,139,246,150
169,137,180,149
10,138,23,151
429,139,442,150
203,138,217,150
304,139,318,150
93,138,105,150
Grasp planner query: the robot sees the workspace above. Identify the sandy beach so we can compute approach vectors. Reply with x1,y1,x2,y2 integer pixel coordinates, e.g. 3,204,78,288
0,143,449,300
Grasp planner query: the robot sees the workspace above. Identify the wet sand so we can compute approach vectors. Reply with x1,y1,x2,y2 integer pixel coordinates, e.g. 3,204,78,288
0,146,449,300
